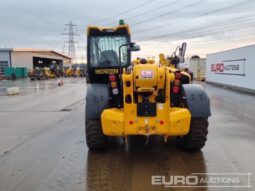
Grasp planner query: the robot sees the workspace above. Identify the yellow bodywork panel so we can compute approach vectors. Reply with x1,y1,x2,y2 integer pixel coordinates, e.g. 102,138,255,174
133,64,158,92
101,109,124,136
101,64,191,137
101,107,191,136
169,108,191,135
159,54,169,66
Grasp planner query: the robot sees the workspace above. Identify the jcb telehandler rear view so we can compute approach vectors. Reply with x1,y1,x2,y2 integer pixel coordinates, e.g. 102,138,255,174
85,20,211,151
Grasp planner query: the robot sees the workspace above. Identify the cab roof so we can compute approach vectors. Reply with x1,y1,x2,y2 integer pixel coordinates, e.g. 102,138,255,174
87,24,131,36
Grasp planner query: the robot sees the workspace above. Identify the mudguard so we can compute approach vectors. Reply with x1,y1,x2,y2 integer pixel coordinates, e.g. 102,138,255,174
85,83,110,122
182,84,211,118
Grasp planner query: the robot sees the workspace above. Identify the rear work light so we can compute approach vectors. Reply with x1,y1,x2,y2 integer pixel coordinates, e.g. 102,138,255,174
112,88,119,95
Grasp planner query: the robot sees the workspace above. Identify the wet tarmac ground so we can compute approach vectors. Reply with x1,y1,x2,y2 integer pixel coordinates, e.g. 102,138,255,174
0,78,254,191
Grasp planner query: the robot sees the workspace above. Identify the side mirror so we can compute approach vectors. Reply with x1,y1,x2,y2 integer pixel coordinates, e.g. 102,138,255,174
119,42,140,74
179,56,185,63
127,44,140,52
179,42,187,63
179,42,187,57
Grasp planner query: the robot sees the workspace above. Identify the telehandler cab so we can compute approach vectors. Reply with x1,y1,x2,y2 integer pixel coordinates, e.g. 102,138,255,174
85,21,211,151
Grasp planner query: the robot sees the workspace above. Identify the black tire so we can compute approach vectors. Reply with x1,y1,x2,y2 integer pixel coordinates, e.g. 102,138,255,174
86,120,107,150
86,76,91,83
177,118,208,151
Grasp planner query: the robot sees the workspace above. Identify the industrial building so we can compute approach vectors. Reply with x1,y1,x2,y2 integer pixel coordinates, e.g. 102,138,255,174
0,48,71,75
206,44,255,92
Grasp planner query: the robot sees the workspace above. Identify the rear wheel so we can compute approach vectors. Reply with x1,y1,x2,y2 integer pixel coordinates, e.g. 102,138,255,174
177,118,208,151
86,120,107,150
86,76,91,83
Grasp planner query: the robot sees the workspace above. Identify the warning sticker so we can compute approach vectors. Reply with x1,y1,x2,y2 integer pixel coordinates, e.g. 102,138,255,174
140,70,153,79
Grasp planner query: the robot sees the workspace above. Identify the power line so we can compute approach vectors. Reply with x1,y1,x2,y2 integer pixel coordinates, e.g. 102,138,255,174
183,35,255,56
127,0,182,21
136,15,255,49
62,21,79,63
48,26,66,49
134,0,254,41
130,0,205,26
133,0,252,34
187,27,255,47
78,0,159,29
102,0,182,26
136,14,255,42
50,34,63,49
77,0,204,33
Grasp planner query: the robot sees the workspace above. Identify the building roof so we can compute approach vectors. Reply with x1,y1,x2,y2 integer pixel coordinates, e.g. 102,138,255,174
0,48,71,59
0,48,13,52
13,48,71,59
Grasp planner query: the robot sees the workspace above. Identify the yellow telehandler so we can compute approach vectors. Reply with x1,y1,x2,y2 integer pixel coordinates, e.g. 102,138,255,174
85,20,211,151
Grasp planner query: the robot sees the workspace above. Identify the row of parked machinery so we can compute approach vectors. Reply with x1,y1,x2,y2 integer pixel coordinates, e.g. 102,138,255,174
63,64,87,77
29,64,87,80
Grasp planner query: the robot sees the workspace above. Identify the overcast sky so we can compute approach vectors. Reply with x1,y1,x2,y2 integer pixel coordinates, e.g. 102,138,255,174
0,0,255,61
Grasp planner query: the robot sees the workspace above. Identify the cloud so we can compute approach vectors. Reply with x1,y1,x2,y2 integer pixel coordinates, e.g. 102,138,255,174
0,0,254,59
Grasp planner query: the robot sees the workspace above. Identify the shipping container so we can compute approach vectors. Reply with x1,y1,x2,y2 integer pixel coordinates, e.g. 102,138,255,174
189,57,206,81
15,67,28,78
206,45,255,92
4,67,15,77
3,67,28,79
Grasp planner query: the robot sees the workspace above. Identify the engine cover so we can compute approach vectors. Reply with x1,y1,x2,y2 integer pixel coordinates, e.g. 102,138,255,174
133,64,158,92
